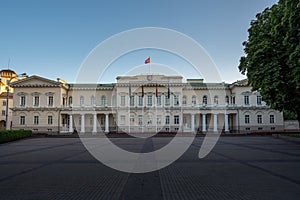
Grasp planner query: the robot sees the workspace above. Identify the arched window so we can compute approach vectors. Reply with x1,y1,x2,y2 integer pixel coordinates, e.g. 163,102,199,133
214,95,219,104
225,96,229,104
182,96,187,105
192,95,196,105
202,95,207,105
101,95,107,106
79,96,84,106
112,95,116,106
91,95,96,105
68,96,72,105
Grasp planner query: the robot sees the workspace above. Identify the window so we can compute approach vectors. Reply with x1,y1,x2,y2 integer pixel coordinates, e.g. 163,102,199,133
244,95,249,105
68,96,72,105
33,96,39,107
121,96,126,106
192,95,196,105
130,115,135,125
225,96,229,104
48,96,54,107
174,95,179,106
157,115,161,125
182,96,187,105
20,96,26,107
147,95,152,106
80,96,84,106
257,115,262,124
2,100,6,106
214,95,219,104
157,95,161,106
231,96,235,104
138,96,143,106
101,95,107,106
20,116,25,125
130,96,134,106
165,95,170,106
202,95,207,105
138,115,143,125
245,115,250,124
112,95,116,106
121,115,126,124
48,116,53,125
91,95,96,105
89,117,93,125
270,115,275,124
174,115,180,125
165,115,170,125
100,116,105,125
1,110,5,116
257,95,262,105
34,116,39,125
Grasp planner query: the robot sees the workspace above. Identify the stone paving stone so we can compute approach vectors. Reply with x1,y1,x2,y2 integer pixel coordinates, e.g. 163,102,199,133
0,136,299,199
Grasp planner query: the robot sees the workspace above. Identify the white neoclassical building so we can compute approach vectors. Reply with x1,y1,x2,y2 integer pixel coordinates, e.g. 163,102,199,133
10,74,284,134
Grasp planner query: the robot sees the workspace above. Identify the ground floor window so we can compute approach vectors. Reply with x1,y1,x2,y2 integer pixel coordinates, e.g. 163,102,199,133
34,116,39,125
174,115,179,124
48,116,53,125
20,116,25,125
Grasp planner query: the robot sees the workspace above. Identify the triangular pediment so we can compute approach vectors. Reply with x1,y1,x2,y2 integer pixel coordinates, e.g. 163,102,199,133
10,75,62,88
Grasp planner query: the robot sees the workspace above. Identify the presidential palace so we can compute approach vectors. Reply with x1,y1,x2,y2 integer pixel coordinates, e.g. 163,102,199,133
1,69,284,134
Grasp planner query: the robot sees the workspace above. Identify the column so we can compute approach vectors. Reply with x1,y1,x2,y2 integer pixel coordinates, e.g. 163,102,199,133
191,114,195,133
202,113,206,132
69,114,73,133
105,113,109,133
225,114,229,132
80,114,85,133
92,113,97,134
213,113,218,132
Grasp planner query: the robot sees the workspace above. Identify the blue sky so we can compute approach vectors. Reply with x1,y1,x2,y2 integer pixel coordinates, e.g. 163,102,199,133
0,0,278,83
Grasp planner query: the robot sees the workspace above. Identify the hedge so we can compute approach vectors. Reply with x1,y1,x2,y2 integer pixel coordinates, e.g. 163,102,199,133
0,130,32,144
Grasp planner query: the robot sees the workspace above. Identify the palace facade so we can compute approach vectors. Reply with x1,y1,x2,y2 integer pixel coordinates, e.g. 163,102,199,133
10,74,284,134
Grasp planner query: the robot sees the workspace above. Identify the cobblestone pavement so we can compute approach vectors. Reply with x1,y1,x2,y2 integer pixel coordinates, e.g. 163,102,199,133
0,136,300,200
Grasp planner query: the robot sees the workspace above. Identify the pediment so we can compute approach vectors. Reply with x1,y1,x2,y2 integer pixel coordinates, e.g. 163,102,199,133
10,75,61,88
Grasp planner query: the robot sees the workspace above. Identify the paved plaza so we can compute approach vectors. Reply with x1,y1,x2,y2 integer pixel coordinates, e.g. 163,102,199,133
0,135,300,200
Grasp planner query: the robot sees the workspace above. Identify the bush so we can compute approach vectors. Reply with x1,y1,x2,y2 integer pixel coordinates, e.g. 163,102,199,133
0,130,32,144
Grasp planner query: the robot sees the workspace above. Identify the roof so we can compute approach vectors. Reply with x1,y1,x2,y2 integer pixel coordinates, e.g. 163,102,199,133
231,79,249,87
10,75,63,88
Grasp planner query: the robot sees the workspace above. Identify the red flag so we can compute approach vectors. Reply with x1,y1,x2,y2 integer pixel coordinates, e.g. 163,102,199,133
156,83,158,97
142,85,144,97
144,57,150,64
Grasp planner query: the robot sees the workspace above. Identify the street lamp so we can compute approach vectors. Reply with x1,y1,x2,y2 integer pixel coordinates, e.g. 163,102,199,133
5,73,27,130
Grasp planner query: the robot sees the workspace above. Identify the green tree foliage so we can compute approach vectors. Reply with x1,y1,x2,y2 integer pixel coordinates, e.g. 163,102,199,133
239,0,300,125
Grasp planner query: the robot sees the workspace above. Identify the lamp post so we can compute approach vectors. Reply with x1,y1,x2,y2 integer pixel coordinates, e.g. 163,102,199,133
5,73,27,130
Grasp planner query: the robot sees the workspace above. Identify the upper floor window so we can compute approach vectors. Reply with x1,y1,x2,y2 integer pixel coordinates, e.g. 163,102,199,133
20,96,26,107
130,96,134,106
48,96,54,107
147,95,152,106
174,95,179,106
112,95,116,106
225,96,230,104
138,96,143,106
101,95,107,106
68,96,72,105
157,95,162,106
33,96,39,107
1,110,5,116
244,95,250,105
257,95,262,105
214,95,219,104
2,100,6,106
91,95,96,105
182,96,187,105
192,95,196,105
80,96,84,106
231,96,235,104
165,95,170,106
121,96,126,106
202,95,207,105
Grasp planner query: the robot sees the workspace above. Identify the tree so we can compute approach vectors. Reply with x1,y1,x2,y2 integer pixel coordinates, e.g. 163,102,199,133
239,0,300,126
